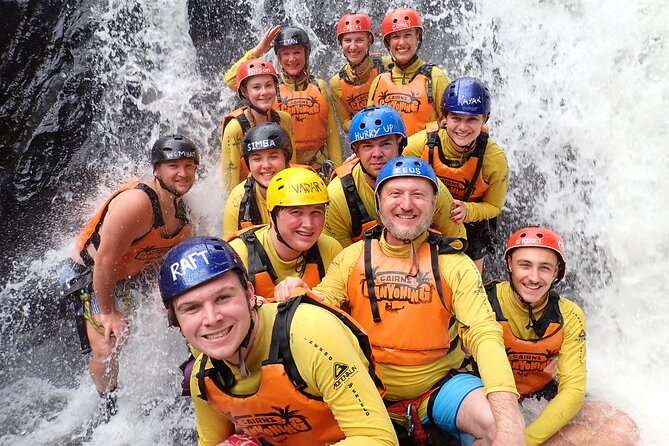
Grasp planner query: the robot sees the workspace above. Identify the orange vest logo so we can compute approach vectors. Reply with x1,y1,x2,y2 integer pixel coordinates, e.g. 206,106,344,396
439,176,469,200
233,406,312,437
361,270,434,311
376,90,422,113
135,245,171,261
279,97,321,121
346,92,368,113
507,349,558,376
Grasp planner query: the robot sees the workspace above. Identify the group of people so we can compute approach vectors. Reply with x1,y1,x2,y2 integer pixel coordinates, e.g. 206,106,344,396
59,7,640,446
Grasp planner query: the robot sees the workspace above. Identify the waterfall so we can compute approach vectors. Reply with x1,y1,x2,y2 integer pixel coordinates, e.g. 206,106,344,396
0,0,665,444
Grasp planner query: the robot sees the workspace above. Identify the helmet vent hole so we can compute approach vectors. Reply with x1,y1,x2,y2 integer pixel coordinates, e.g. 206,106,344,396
359,123,366,129
375,119,382,125
537,233,544,238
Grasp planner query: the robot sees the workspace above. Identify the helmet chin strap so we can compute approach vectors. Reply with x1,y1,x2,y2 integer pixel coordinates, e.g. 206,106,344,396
248,102,272,120
156,175,183,198
348,52,371,71
236,298,259,378
271,210,300,253
507,270,551,332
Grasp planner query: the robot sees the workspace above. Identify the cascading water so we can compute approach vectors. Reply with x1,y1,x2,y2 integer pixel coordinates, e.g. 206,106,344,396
0,0,665,444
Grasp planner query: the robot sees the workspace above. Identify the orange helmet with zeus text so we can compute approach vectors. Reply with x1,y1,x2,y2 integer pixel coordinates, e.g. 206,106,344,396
504,227,567,282
236,58,279,100
337,12,374,43
381,8,423,47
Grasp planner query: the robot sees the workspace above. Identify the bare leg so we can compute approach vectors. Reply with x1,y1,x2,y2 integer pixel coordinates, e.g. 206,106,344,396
86,320,120,394
543,399,640,446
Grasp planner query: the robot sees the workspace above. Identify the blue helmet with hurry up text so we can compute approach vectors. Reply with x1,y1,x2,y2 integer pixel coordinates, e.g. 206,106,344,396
349,105,407,150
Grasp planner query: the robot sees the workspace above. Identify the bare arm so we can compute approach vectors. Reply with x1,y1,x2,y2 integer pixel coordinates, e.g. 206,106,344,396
488,391,526,446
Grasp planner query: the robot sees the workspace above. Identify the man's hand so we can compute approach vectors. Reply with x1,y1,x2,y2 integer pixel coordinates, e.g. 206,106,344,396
273,277,311,302
95,310,130,347
451,199,468,224
253,25,282,58
488,391,526,446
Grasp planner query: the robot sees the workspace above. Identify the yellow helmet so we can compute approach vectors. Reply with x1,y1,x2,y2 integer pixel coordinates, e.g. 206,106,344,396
266,167,329,212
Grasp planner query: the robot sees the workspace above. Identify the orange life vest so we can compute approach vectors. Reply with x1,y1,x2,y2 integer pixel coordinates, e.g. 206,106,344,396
486,282,564,396
75,181,190,280
369,64,434,136
422,122,490,202
347,227,464,366
227,225,326,302
332,160,378,242
195,294,384,445
274,79,329,161
222,107,283,180
338,56,385,116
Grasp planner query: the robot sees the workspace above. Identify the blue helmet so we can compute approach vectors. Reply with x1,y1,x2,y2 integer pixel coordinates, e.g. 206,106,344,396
375,156,439,195
159,236,248,307
441,77,491,116
349,105,407,150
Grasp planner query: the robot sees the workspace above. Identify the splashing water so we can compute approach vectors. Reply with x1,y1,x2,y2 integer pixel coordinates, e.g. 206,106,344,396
0,0,666,444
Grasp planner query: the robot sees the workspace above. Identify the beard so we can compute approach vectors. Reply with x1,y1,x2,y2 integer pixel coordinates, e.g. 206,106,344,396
379,201,435,242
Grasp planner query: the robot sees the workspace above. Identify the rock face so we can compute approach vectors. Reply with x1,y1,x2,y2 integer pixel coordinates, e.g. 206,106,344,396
1,1,103,269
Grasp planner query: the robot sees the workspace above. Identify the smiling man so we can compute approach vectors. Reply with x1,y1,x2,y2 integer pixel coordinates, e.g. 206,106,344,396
158,236,398,446
227,167,342,302
486,227,639,446
324,105,465,248
59,134,199,419
275,157,526,446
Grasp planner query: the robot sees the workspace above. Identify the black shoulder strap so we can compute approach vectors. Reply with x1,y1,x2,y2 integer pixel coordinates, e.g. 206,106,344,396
363,227,384,323
426,127,441,166
461,133,489,202
338,67,351,84
240,229,279,286
372,56,385,73
135,183,164,228
195,354,236,401
484,280,506,321
309,75,321,92
238,178,263,229
236,112,252,135
304,242,326,280
269,109,281,123
532,290,564,338
268,297,308,390
339,170,374,239
410,63,435,104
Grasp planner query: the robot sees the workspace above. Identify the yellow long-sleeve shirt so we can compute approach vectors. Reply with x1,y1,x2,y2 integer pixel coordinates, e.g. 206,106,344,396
312,230,518,410
222,179,271,240
190,302,399,446
224,49,342,167
494,281,587,446
220,106,295,193
323,161,466,248
329,55,393,133
228,224,342,287
404,128,509,223
366,57,450,133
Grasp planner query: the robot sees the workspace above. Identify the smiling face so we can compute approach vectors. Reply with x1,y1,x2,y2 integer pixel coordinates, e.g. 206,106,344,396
153,159,197,195
507,247,560,307
241,74,277,111
273,204,326,254
445,112,487,149
386,28,419,65
277,45,307,77
174,271,256,362
378,176,436,244
340,31,372,66
247,149,287,189
353,134,402,178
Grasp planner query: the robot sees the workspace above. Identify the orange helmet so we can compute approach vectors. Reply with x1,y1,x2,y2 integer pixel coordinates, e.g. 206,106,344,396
504,227,567,282
337,12,374,43
236,58,279,100
381,8,423,44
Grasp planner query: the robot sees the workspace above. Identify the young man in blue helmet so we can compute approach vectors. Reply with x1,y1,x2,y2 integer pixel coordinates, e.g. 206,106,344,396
404,77,509,274
274,157,526,446
158,236,398,446
322,105,465,249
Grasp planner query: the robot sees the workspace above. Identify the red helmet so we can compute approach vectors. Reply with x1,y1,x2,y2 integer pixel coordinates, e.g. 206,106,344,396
504,227,567,281
381,8,423,43
236,58,279,99
337,12,374,43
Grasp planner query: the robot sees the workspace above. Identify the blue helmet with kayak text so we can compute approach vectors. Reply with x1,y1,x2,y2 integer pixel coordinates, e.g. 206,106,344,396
442,77,491,116
159,236,248,307
349,105,407,151
375,156,439,196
